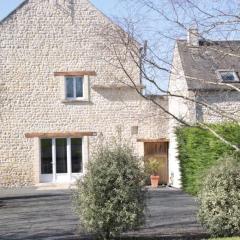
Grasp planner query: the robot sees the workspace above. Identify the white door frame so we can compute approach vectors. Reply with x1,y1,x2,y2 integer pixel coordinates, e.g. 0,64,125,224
52,138,57,182
40,137,86,183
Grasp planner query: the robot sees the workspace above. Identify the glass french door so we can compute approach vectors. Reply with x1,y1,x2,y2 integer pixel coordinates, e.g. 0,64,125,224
40,138,83,183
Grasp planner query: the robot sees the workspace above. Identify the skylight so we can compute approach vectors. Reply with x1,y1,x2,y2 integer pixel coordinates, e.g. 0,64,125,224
217,70,239,83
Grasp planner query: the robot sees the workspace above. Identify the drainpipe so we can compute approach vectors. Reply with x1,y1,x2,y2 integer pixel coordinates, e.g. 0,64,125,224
139,40,147,94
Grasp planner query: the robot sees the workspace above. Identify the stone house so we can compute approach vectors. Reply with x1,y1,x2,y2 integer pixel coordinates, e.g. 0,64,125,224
168,28,240,188
0,0,169,187
0,1,239,189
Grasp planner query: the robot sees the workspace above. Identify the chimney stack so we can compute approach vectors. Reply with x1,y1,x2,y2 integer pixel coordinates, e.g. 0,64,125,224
187,27,199,47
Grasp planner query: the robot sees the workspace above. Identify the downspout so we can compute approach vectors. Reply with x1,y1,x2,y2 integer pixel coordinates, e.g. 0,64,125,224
139,40,147,94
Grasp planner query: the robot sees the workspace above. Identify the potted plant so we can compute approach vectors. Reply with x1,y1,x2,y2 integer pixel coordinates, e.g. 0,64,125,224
145,156,162,188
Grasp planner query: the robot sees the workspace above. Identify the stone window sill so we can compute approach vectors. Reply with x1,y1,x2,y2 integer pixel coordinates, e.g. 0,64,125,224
61,99,90,104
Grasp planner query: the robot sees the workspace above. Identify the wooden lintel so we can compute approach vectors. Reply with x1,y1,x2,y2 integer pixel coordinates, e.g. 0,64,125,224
137,138,169,143
54,71,97,77
25,132,97,139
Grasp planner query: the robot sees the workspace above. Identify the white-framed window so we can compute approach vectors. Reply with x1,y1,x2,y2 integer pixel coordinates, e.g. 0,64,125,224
65,76,84,100
217,70,240,83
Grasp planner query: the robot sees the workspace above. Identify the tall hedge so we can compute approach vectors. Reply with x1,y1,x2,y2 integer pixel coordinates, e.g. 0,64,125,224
176,123,240,195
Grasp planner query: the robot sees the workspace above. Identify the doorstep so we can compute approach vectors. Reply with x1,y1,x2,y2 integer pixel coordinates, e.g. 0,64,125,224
35,182,76,191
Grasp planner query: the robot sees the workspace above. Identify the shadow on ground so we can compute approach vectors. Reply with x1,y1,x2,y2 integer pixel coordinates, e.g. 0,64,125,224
0,188,207,240
0,200,6,208
120,235,208,240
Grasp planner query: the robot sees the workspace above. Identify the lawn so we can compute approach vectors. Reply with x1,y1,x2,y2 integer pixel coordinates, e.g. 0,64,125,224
211,238,240,240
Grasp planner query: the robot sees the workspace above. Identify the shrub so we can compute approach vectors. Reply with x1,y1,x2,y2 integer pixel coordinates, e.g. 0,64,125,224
145,156,163,176
176,123,240,195
198,156,240,237
73,144,145,239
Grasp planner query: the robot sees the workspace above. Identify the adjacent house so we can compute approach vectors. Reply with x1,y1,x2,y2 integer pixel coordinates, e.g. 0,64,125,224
0,1,239,189
168,29,240,187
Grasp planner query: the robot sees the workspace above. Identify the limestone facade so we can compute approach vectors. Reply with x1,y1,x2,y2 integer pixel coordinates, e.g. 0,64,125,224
0,0,169,187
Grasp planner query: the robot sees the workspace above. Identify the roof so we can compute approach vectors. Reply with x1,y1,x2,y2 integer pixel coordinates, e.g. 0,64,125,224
177,39,240,91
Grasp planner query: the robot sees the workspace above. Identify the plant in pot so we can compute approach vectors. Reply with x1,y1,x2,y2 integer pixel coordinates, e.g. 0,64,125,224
145,156,162,188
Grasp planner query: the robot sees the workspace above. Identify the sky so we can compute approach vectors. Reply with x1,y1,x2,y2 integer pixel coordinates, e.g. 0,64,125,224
1,0,239,93
0,0,169,92
0,0,23,20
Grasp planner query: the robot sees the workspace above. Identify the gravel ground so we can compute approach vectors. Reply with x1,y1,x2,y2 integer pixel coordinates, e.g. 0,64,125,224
0,187,207,240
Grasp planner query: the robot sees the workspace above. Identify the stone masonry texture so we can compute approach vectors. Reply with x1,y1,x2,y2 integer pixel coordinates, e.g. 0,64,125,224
0,0,169,187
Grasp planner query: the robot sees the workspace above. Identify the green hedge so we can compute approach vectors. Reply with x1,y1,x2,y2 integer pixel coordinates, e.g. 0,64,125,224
176,123,240,195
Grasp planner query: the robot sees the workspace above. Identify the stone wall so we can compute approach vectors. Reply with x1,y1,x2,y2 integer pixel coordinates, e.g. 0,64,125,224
196,90,240,123
168,43,194,188
0,0,169,187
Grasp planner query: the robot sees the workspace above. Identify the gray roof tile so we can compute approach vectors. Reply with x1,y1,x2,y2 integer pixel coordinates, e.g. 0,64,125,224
177,40,240,91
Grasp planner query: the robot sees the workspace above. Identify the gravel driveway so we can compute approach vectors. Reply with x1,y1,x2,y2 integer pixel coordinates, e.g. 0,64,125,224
0,187,207,240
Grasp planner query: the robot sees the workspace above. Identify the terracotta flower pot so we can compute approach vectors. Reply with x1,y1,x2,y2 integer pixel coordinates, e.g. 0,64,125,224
150,175,160,188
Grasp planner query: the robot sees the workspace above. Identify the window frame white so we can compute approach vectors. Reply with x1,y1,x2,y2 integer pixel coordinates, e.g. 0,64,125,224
40,137,84,183
64,76,84,100
216,69,240,83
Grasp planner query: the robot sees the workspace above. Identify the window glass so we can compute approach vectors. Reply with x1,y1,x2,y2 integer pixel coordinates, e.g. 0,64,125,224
66,77,74,98
71,138,82,173
56,138,67,173
65,77,84,99
76,77,83,98
41,138,83,176
219,71,239,82
41,139,52,174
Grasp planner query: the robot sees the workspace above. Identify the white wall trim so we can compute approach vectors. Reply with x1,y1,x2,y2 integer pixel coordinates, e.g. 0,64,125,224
52,138,56,182
33,137,41,184
82,136,89,174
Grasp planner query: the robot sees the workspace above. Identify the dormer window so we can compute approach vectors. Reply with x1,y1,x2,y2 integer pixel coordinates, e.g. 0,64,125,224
217,70,239,83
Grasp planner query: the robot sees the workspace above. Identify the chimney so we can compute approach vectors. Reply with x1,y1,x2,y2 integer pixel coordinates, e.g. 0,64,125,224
187,27,199,47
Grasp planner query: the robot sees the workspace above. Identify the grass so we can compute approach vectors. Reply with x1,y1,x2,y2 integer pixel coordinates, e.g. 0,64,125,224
210,238,240,240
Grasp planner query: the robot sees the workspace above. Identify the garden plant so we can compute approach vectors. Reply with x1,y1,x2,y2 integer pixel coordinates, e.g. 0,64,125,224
73,143,145,239
176,123,240,195
198,156,240,237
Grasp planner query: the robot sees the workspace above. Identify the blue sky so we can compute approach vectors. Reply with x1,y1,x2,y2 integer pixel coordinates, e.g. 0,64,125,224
1,0,238,93
0,0,122,21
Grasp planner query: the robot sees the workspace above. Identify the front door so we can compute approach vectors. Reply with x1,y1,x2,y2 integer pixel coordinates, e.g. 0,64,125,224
40,138,83,183
144,142,169,184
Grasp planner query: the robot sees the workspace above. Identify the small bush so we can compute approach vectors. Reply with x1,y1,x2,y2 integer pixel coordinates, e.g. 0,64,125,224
198,156,240,237
73,144,145,239
145,156,163,176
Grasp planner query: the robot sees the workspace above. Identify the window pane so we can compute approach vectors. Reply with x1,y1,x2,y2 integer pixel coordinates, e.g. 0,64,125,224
41,139,52,174
76,77,83,98
220,72,237,82
66,77,74,98
71,138,82,173
56,139,67,173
